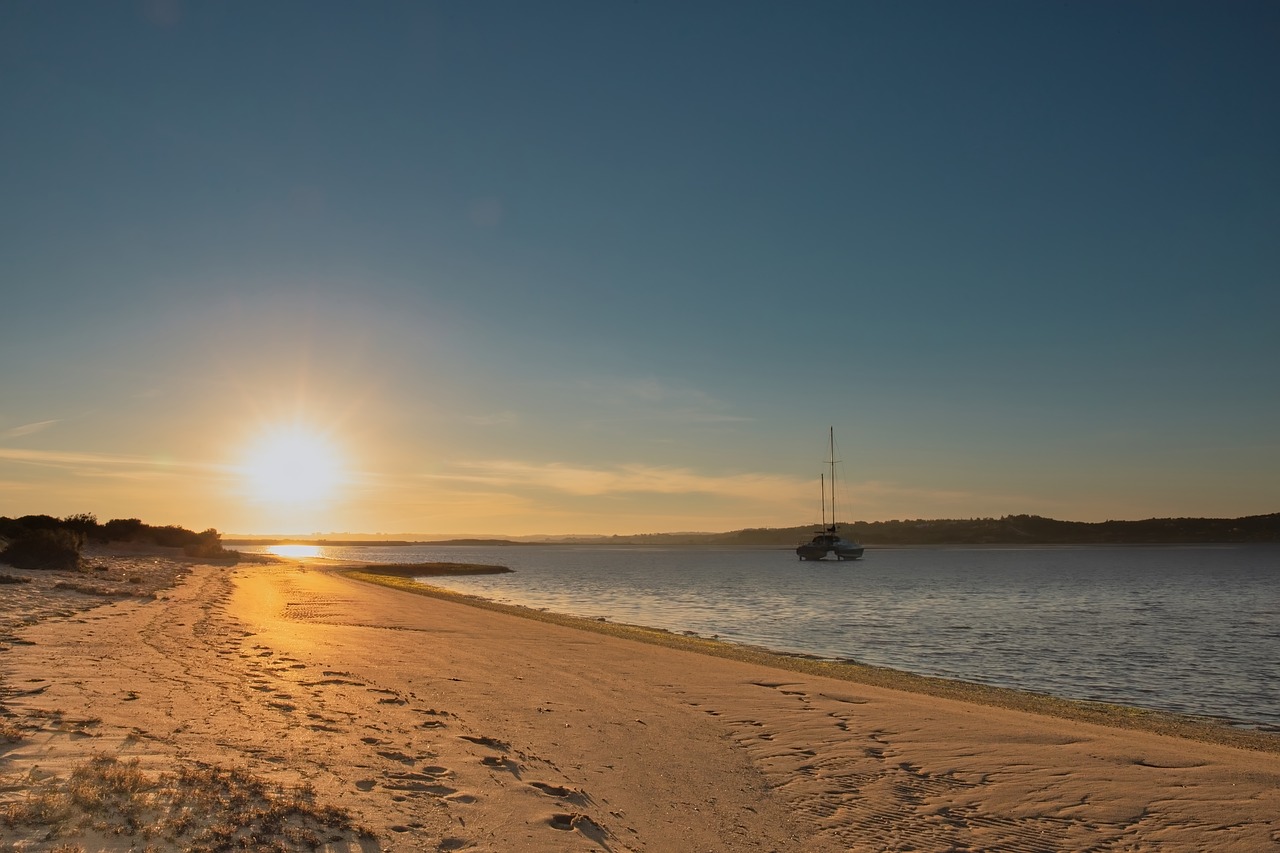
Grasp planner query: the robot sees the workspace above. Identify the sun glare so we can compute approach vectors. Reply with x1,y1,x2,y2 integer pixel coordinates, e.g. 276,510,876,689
242,426,345,506
267,544,324,558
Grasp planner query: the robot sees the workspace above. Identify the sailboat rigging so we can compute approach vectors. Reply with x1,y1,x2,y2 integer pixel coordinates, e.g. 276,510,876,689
796,428,864,561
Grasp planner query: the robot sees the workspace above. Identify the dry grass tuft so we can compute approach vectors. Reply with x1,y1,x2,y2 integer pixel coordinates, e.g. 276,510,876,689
0,716,25,743
50,580,133,598
1,755,373,851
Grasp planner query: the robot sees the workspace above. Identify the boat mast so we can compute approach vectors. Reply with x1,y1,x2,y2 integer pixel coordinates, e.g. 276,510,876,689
828,426,837,533
820,472,826,530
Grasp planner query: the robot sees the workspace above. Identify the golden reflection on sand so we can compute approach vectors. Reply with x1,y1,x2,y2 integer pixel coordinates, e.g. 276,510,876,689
266,544,323,559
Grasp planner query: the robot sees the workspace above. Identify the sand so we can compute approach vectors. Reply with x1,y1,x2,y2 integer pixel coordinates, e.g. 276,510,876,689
2,553,1278,852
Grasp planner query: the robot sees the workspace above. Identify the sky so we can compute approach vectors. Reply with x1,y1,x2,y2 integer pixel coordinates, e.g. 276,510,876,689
2,1,1278,537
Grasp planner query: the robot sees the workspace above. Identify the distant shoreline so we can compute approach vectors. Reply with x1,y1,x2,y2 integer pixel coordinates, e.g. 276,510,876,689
225,511,1280,550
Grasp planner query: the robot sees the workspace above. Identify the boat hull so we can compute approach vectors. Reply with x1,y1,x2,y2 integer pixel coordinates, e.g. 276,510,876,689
834,543,864,561
796,543,830,560
796,532,862,561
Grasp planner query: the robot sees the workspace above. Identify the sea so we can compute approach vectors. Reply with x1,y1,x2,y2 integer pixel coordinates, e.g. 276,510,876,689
239,542,1280,732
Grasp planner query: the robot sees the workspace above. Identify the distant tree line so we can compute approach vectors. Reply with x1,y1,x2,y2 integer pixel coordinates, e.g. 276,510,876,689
588,513,1280,548
846,513,1280,545
0,513,237,570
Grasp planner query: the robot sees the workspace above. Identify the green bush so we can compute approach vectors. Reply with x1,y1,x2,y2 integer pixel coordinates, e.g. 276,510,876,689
0,528,83,571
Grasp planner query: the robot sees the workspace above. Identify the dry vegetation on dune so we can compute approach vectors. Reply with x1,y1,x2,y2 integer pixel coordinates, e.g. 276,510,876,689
1,755,372,852
0,717,23,744
0,548,374,852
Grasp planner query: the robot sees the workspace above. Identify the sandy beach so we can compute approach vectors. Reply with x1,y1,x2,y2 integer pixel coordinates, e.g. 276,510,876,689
3,552,1279,852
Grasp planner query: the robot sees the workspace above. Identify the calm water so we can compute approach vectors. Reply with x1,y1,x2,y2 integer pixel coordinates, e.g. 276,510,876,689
243,543,1280,730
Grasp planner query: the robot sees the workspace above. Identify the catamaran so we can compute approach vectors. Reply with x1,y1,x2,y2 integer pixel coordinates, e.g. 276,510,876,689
796,428,864,561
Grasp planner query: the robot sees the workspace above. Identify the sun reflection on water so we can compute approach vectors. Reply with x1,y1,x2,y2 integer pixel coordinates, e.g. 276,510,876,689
267,544,323,559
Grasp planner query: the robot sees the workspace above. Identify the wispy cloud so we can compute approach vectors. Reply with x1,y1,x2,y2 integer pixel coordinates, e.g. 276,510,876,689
429,459,806,501
2,420,60,438
0,447,227,479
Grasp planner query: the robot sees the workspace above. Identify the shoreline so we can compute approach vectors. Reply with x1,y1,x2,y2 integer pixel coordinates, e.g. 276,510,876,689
342,563,1280,754
245,542,1280,737
5,554,1280,850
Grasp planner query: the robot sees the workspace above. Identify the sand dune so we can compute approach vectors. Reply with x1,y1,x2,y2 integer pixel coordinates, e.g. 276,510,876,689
2,556,1278,851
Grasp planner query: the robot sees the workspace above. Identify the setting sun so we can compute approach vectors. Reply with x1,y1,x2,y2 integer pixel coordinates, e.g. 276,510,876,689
241,426,345,506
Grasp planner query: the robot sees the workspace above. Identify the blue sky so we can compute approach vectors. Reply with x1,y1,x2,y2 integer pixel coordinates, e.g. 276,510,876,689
2,1,1277,535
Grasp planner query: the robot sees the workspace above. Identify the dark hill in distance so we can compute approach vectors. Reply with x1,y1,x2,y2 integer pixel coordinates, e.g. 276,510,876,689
616,513,1280,548
227,513,1280,549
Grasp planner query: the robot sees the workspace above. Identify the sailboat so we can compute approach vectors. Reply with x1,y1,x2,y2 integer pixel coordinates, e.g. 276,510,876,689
796,428,865,561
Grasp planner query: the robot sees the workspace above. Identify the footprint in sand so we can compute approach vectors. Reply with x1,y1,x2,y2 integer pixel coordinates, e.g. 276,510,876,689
548,811,608,841
529,781,588,804
383,771,457,796
480,755,523,779
307,723,344,733
460,734,510,750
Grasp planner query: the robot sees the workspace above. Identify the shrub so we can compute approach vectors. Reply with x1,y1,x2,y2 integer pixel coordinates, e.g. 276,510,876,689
149,525,198,549
101,517,145,543
0,528,83,571
183,528,238,561
0,514,60,540
62,512,100,541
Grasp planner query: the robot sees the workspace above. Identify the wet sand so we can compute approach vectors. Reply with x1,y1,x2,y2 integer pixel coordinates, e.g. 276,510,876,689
2,554,1278,851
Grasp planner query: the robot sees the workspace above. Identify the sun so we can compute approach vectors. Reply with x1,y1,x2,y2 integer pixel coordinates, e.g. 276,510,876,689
241,425,345,506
